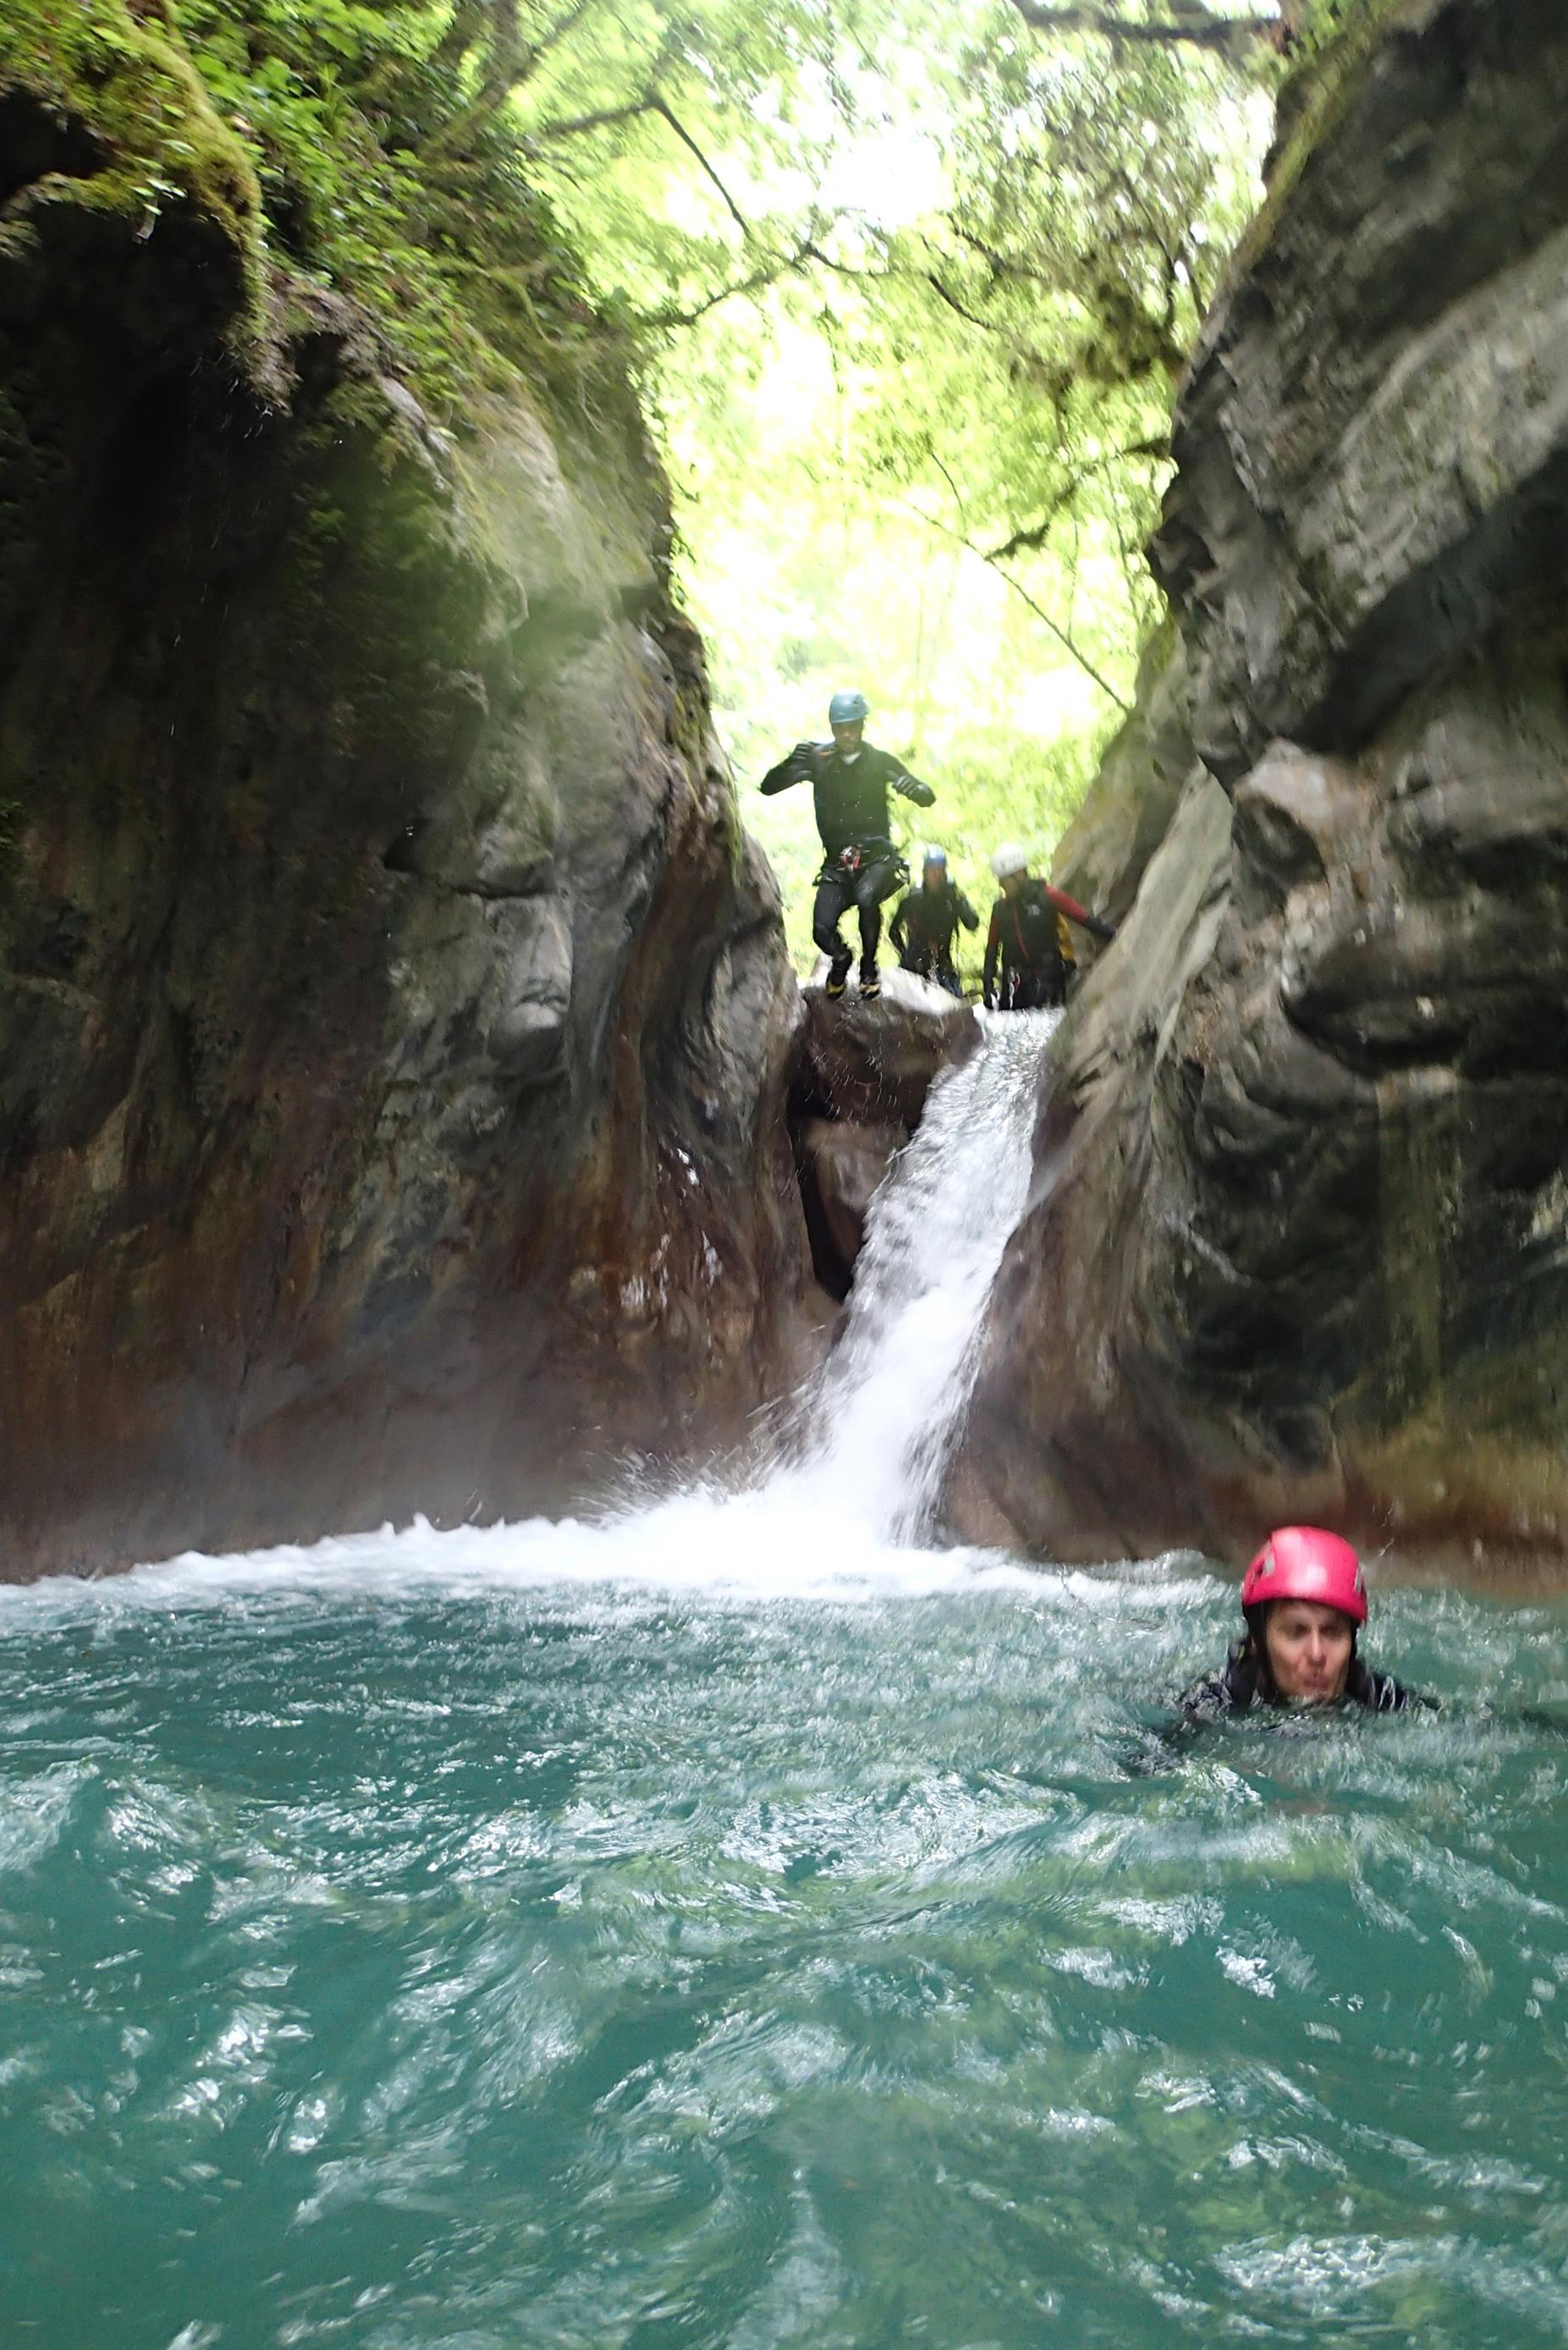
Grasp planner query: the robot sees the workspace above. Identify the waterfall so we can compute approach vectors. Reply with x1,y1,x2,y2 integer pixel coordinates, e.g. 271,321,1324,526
774,1007,1061,1543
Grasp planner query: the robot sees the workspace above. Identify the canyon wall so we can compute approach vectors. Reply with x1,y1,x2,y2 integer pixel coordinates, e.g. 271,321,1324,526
962,0,1568,1579
0,9,824,1575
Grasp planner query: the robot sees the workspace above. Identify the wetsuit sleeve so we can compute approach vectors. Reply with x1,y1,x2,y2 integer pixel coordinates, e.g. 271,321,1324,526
888,758,936,809
760,743,817,795
1125,1669,1234,1772
1045,883,1115,941
889,894,911,955
957,891,979,932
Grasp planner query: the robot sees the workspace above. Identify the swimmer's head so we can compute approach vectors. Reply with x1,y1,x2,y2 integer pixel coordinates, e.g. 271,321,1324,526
1241,1528,1366,1705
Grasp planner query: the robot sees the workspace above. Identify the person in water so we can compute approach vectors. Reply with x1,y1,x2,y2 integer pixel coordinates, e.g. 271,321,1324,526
1178,1526,1426,1718
760,690,936,1000
981,844,1115,1011
889,846,979,996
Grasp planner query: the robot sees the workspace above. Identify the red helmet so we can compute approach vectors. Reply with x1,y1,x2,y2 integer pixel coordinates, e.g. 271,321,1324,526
1241,1526,1367,1626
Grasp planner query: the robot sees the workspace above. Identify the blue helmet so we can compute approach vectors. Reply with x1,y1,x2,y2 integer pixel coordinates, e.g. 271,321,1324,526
828,689,869,727
922,845,948,868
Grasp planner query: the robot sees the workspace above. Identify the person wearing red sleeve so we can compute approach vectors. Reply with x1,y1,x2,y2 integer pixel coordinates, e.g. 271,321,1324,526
981,843,1116,1011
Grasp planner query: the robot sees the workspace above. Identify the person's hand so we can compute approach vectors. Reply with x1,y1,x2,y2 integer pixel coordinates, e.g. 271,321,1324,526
982,989,995,1011
1088,915,1118,942
894,776,936,806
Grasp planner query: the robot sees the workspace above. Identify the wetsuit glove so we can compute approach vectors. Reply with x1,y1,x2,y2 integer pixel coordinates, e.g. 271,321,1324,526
1087,915,1117,942
893,776,936,806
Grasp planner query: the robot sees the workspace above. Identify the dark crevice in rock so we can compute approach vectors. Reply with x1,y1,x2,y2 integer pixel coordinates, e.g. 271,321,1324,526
0,91,106,212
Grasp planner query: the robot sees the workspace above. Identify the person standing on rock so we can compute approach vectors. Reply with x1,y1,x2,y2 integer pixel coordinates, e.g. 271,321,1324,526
981,844,1116,1011
760,691,936,1001
889,847,979,998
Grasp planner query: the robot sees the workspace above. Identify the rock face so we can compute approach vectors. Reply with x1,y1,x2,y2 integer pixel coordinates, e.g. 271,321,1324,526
963,0,1568,1577
790,980,981,1297
0,26,823,1577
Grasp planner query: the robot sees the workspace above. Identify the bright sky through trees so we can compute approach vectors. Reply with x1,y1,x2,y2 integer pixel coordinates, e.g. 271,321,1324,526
502,0,1281,958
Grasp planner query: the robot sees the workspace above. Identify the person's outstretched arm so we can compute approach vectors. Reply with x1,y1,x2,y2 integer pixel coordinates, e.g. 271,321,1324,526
1044,883,1116,942
982,908,1000,1009
889,894,911,956
956,890,979,932
761,742,819,795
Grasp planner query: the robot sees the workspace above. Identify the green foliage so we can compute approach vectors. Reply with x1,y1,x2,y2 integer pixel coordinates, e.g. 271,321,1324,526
0,0,265,320
171,0,624,412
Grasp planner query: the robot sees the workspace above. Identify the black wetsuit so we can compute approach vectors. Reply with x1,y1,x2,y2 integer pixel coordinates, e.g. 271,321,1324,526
889,879,979,993
1176,1641,1425,1720
760,740,935,968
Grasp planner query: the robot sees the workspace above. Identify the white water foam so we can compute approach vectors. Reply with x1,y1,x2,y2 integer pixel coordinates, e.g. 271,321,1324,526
4,1005,1198,1619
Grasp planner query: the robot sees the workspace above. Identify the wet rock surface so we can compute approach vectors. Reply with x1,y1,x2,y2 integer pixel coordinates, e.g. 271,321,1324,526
0,60,823,1577
964,0,1568,1578
790,981,981,1299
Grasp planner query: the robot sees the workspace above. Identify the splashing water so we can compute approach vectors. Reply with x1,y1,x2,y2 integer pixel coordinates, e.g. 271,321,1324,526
4,1008,1568,2350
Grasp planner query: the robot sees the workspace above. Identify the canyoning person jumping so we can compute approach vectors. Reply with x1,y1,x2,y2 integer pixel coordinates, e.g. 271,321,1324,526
1177,1527,1428,1719
760,691,936,1001
981,845,1115,1011
889,846,979,997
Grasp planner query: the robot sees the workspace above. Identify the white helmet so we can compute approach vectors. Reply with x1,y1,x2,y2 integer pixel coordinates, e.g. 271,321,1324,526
991,841,1028,881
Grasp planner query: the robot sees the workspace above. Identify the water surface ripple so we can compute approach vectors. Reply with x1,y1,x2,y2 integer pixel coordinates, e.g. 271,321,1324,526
3,1540,1568,2349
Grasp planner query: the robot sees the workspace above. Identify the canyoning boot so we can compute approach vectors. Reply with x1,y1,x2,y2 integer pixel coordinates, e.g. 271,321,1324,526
824,947,853,1000
860,958,882,1001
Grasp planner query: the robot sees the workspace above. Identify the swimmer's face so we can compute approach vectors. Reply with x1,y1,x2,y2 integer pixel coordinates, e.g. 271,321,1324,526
1264,1600,1356,1704
832,720,865,753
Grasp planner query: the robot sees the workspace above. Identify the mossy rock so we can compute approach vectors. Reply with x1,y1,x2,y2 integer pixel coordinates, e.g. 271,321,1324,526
1233,0,1440,279
0,0,264,337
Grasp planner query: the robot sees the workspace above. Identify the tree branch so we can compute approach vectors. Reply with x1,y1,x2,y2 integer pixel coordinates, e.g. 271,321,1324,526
642,235,828,327
525,95,661,141
988,438,1170,560
648,97,751,236
924,270,1004,336
1008,0,1279,51
527,89,753,239
511,0,602,85
898,502,1133,713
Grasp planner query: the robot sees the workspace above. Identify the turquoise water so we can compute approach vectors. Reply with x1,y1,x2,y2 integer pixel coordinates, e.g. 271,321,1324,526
3,1530,1568,2350
8,1016,1568,2345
